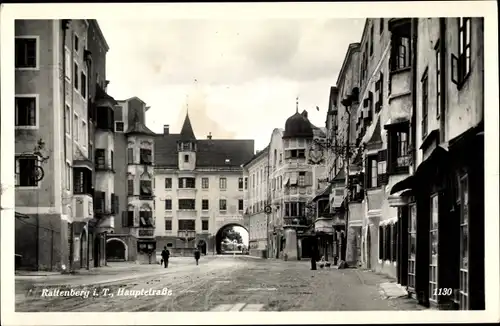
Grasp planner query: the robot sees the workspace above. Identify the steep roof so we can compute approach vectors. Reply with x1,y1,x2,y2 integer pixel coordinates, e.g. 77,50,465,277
155,134,255,168
179,113,196,141
125,112,155,136
242,145,270,168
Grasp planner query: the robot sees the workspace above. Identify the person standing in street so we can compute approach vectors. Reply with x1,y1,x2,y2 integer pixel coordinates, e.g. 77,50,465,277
161,246,170,268
311,240,318,270
194,247,201,266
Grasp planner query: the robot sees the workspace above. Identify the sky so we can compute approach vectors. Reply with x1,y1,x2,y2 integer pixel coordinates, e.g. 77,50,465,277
98,18,365,151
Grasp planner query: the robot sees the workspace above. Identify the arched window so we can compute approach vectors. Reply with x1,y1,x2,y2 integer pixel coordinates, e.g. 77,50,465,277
139,204,154,227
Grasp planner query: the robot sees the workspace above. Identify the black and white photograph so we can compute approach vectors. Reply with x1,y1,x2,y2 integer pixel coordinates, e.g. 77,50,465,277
1,2,498,325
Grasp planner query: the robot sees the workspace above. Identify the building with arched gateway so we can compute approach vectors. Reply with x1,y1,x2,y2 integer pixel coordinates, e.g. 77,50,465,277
153,113,254,256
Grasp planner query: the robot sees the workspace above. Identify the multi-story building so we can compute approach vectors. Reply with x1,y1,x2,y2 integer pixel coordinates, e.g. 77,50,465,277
242,146,269,257
104,97,157,263
14,19,114,271
153,113,254,256
389,17,484,310
267,104,327,260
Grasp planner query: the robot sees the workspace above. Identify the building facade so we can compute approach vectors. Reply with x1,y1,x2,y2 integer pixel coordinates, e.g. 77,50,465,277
242,146,269,258
154,114,254,256
389,17,484,310
14,19,115,271
104,97,157,263
267,106,327,261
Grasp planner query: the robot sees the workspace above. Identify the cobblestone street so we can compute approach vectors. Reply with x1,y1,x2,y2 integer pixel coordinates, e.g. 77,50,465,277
16,256,424,312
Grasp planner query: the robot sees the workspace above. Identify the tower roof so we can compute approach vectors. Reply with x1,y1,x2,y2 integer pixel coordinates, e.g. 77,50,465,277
180,113,196,141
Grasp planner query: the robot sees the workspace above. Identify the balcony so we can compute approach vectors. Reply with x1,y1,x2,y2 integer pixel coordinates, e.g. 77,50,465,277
178,230,196,239
72,194,93,222
176,210,197,219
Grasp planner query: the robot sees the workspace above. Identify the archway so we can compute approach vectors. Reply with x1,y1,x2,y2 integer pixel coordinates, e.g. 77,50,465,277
197,240,207,255
106,238,128,261
215,224,249,255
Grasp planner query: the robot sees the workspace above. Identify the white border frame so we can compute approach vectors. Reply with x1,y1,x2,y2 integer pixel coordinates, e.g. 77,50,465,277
14,94,39,130
14,35,39,71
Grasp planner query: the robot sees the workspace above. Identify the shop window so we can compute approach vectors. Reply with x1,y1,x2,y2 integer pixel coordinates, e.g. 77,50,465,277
429,194,439,302
408,203,417,289
459,174,469,309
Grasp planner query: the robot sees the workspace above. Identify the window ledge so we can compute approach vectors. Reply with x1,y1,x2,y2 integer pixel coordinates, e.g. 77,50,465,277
15,67,40,71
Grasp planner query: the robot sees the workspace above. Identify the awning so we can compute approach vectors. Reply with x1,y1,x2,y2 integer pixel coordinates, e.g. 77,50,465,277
390,176,414,195
311,183,333,202
388,189,413,207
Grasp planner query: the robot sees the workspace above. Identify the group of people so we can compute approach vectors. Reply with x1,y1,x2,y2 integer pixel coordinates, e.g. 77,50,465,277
160,246,202,268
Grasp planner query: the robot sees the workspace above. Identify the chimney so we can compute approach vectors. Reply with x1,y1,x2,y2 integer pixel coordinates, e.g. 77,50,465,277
207,132,212,140
163,124,169,135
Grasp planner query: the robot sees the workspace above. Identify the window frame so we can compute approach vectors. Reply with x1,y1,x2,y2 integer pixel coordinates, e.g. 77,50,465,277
81,120,87,149
73,61,79,92
452,18,472,89
165,219,173,231
64,47,71,80
435,39,442,119
15,154,41,188
15,94,39,130
165,177,172,189
164,199,172,211
421,68,429,139
219,177,227,190
202,177,209,189
139,148,153,165
219,199,227,211
367,155,378,189
202,220,209,231
80,71,87,100
370,23,374,56
65,104,71,136
202,199,209,210
15,36,39,70
74,33,79,54
73,112,80,143
238,177,244,190
238,199,244,211
178,198,196,210
127,178,134,195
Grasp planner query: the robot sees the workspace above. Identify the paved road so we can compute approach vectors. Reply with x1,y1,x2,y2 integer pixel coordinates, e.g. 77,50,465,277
15,256,424,312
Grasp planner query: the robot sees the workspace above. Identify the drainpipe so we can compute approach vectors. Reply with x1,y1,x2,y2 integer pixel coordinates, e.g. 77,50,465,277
439,18,446,143
85,52,93,271
410,18,418,169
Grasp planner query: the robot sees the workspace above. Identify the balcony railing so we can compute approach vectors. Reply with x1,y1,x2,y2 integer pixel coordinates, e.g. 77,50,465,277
138,228,155,237
178,230,196,238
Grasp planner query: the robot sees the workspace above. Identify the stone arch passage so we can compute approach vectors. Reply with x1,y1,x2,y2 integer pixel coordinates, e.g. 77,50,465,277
106,238,128,261
215,223,249,255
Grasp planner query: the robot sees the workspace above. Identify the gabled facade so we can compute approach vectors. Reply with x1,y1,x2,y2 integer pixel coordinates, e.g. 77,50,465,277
154,114,254,256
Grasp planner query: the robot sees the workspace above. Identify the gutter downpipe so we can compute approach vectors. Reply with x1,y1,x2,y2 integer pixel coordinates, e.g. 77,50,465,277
410,19,418,171
439,18,446,143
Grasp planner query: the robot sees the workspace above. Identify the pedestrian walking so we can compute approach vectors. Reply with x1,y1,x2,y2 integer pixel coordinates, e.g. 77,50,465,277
194,248,201,266
311,241,318,270
161,246,170,268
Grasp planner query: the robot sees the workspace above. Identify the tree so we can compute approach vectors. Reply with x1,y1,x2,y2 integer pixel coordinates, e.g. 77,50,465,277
221,227,243,244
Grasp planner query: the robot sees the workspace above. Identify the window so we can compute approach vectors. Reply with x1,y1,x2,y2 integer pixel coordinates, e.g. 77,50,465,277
377,150,388,186
374,73,384,113
421,69,429,138
219,199,227,211
238,199,244,211
15,155,38,187
122,208,135,227
452,18,472,88
165,219,172,231
127,148,134,164
380,18,384,34
379,226,384,260
15,37,37,68
202,177,209,189
184,154,189,163
115,121,124,132
284,149,306,159
202,199,209,210
73,168,91,195
74,34,79,53
429,194,439,302
81,121,87,147
370,24,374,56
459,174,469,309
140,149,152,165
178,220,195,231
64,48,71,79
284,202,306,217
110,150,114,170
15,96,37,128
80,72,87,99
244,177,248,190
165,199,172,210
390,23,411,71
95,149,105,169
435,41,442,119
73,113,79,142
127,179,134,195
219,177,227,190
298,172,306,186
202,220,209,231
388,126,410,173
367,155,378,188
74,62,79,91
238,177,244,190
165,178,172,189
408,203,417,289
178,199,195,210
140,180,152,197
65,105,71,135
139,207,154,227
178,177,195,188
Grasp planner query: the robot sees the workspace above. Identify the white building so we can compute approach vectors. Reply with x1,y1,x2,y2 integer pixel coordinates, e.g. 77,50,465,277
242,146,269,257
153,114,254,256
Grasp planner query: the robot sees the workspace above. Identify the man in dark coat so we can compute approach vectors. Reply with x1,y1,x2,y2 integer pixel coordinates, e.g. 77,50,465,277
194,248,201,265
311,239,318,270
161,246,170,268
